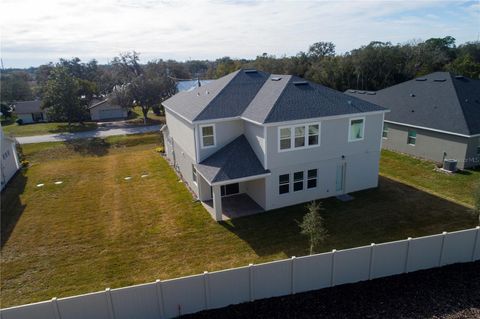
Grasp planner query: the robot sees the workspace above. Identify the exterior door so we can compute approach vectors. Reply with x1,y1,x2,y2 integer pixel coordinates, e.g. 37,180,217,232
221,183,239,197
336,163,346,193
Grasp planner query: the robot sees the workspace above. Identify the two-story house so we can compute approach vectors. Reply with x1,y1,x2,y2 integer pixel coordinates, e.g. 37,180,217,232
162,69,387,221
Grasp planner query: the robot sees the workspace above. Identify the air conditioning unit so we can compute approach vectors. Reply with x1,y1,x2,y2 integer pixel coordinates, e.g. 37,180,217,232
443,159,457,172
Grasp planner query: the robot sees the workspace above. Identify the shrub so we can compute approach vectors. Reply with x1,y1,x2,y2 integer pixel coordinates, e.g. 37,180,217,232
15,118,23,125
155,146,165,153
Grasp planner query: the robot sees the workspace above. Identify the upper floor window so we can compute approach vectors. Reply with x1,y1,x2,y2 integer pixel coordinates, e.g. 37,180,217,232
349,117,365,142
407,130,416,145
200,125,215,148
382,123,389,139
278,123,320,152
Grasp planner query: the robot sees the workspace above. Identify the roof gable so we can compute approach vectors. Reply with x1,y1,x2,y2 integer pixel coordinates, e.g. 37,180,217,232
13,100,42,114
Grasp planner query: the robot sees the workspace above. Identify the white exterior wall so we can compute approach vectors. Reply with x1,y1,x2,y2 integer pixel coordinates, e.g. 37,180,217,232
16,112,48,124
244,178,266,209
90,104,127,121
244,121,266,167
1,132,21,189
165,110,196,160
264,113,383,210
196,119,244,162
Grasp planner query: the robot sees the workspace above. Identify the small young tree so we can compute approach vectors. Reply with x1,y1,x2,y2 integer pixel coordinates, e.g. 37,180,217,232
299,201,328,255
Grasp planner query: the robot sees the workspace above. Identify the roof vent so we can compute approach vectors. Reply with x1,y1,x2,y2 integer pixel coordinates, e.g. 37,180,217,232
357,91,366,94
411,109,415,113
415,78,427,81
455,75,464,79
347,100,352,105
197,92,200,96
410,93,415,97
366,92,376,95
206,90,210,95
293,81,308,86
271,77,282,81
244,69,257,73
348,90,356,93
433,79,446,82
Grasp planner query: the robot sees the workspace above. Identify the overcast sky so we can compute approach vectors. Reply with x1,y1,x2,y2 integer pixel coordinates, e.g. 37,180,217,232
1,0,478,68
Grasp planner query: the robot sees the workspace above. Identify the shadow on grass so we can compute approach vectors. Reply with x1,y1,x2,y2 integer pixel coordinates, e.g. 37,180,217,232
64,138,110,157
47,123,98,134
221,177,476,258
1,169,28,248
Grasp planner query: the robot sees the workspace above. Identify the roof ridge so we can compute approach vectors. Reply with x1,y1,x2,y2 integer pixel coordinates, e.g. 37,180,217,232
193,69,242,121
262,75,294,123
448,73,475,135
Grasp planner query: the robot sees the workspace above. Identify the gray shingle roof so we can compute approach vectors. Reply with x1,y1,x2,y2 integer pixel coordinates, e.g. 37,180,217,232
13,100,42,114
196,135,270,184
345,72,480,136
163,69,386,124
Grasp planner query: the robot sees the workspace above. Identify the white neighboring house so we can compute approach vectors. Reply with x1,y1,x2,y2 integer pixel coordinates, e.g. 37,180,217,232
1,126,21,190
89,99,128,121
13,100,48,124
162,69,388,221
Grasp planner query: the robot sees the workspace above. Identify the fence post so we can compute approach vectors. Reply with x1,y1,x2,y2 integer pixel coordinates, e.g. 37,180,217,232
472,226,480,262
51,297,62,319
203,271,210,310
155,279,166,319
105,288,116,319
291,256,296,294
330,249,336,287
368,243,375,280
249,263,255,302
404,237,412,273
438,231,447,266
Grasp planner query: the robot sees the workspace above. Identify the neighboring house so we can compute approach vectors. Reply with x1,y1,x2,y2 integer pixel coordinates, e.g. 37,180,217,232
346,72,480,169
162,69,387,221
1,126,21,190
89,99,128,121
176,79,212,92
13,100,48,124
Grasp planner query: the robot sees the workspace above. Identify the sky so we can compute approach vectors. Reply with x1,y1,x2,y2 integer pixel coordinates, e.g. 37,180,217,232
1,0,479,68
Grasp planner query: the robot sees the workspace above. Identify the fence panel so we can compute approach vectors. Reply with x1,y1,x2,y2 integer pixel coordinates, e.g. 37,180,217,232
161,274,205,318
110,283,159,319
208,266,250,310
0,300,55,319
57,291,110,319
407,234,443,272
333,246,371,285
253,259,292,300
442,229,477,265
293,252,333,293
371,240,408,279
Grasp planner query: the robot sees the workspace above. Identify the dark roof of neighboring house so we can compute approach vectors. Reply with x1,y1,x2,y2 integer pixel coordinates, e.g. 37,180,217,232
163,69,386,124
88,99,122,110
13,100,42,114
345,72,480,136
196,135,270,184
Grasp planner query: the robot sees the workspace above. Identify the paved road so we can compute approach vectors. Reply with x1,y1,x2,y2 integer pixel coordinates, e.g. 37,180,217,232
16,125,161,144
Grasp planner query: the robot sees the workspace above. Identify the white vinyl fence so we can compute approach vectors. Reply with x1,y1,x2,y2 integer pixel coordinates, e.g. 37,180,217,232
2,227,479,319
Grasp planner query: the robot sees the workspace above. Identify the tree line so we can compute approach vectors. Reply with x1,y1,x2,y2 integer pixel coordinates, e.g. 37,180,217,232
1,36,478,124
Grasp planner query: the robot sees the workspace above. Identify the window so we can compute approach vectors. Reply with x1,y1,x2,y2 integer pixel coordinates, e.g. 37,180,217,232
201,125,215,148
308,124,319,146
407,130,416,145
192,165,197,183
280,128,291,150
221,183,239,196
278,123,320,151
307,169,317,189
349,118,365,142
293,171,304,191
294,126,305,148
382,123,388,138
279,174,290,194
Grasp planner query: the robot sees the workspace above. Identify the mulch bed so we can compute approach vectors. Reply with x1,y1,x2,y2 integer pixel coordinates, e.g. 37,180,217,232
183,261,480,319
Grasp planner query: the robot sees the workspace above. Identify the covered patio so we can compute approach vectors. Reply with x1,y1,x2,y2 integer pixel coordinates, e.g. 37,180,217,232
202,193,264,220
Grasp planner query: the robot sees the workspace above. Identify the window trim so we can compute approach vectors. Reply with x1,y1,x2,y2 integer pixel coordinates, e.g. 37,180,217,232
307,169,318,189
200,124,216,149
278,173,290,195
348,117,365,142
278,122,321,152
293,171,304,192
382,123,389,139
407,129,417,146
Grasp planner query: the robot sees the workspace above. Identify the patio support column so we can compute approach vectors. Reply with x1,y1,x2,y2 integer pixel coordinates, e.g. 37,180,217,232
212,185,222,221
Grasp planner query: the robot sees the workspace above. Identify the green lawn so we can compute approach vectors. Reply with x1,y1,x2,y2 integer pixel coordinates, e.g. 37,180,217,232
380,149,479,207
1,140,478,307
2,121,98,137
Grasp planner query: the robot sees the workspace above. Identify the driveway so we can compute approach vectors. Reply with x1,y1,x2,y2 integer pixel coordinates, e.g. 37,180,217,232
16,125,161,144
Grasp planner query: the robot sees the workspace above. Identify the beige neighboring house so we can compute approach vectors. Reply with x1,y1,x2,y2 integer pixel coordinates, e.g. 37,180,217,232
1,126,21,190
13,100,48,124
89,99,128,121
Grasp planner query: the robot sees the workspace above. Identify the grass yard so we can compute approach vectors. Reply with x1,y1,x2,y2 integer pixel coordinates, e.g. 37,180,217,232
2,121,98,137
380,149,480,207
1,139,478,307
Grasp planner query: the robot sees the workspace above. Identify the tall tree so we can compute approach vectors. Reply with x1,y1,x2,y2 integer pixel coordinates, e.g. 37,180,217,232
308,41,336,59
0,71,33,102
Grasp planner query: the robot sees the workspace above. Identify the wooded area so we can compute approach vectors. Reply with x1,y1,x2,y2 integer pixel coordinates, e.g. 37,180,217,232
1,36,479,123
